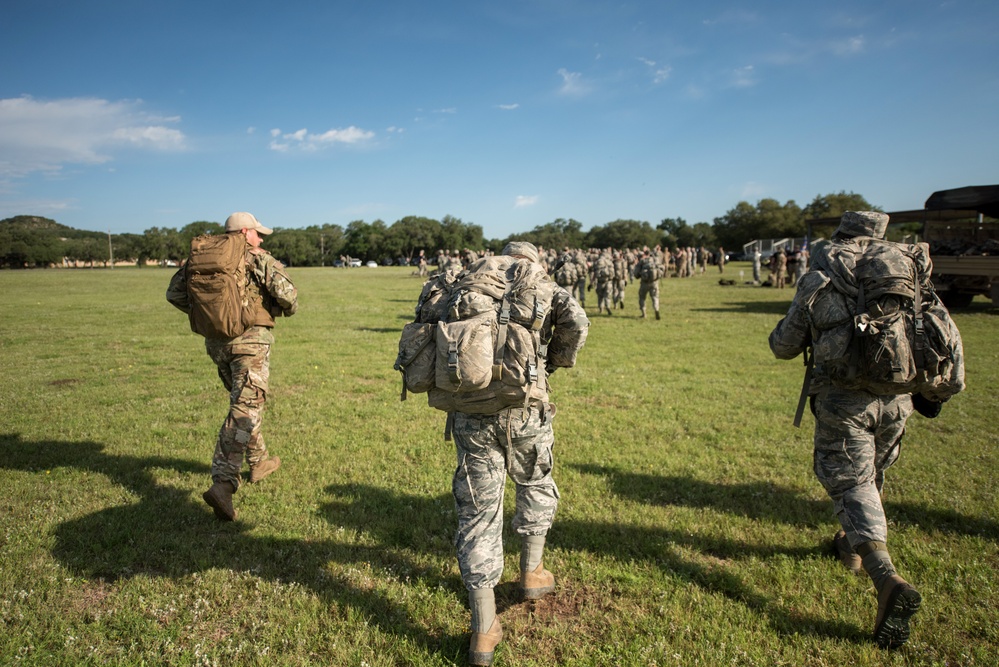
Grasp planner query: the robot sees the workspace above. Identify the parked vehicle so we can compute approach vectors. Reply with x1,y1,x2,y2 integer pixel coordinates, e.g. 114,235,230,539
805,184,999,307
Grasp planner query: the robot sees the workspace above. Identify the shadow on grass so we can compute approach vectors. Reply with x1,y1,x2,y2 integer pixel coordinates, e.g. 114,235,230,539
567,463,999,641
572,464,999,540
689,300,793,316
0,433,465,664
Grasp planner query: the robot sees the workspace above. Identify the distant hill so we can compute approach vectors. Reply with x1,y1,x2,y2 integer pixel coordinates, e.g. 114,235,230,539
1,215,75,232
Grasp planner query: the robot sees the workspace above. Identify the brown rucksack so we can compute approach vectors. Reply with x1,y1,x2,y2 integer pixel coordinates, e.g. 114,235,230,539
185,234,250,338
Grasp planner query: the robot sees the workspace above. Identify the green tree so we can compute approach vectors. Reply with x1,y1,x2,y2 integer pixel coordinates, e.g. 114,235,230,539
180,221,224,245
712,198,804,249
585,219,660,250
343,219,387,261
511,218,585,251
802,191,877,220
384,216,441,261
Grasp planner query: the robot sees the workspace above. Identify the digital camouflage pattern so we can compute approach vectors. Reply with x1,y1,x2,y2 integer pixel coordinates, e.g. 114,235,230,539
452,405,559,590
812,387,911,547
593,251,615,315
636,252,663,316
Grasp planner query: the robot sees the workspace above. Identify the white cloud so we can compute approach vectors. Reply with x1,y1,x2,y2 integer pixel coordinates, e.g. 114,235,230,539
435,108,458,114
514,195,539,208
557,68,591,96
498,103,520,110
740,182,767,199
268,125,375,152
639,57,672,84
0,95,187,178
731,65,758,88
830,35,865,56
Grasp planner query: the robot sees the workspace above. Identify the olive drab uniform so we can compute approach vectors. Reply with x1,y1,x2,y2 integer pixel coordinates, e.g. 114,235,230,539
167,231,298,515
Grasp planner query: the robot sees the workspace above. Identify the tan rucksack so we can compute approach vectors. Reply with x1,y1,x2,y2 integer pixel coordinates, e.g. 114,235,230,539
395,256,556,415
185,234,250,338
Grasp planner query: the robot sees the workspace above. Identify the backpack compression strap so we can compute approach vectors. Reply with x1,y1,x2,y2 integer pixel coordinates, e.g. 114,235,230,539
492,294,512,381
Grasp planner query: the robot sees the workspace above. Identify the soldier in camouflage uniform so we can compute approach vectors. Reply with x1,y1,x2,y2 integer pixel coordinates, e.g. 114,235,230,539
167,212,298,522
440,241,588,666
768,211,961,650
612,250,629,309
635,248,663,319
593,250,615,315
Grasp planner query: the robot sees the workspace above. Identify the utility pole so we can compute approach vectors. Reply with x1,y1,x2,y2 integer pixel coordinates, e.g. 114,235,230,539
108,229,114,269
320,233,325,267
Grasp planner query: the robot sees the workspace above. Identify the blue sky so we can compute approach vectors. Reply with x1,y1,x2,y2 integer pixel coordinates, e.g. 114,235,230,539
2,1,997,239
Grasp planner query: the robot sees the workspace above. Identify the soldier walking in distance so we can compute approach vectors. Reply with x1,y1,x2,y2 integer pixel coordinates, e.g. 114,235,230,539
167,212,298,521
769,211,965,649
635,247,664,319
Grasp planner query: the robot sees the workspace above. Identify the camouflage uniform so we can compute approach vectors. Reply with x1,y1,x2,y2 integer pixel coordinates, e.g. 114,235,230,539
167,237,298,492
593,252,615,315
452,404,560,590
768,210,965,649
572,249,588,307
774,248,788,288
612,252,628,309
636,251,663,318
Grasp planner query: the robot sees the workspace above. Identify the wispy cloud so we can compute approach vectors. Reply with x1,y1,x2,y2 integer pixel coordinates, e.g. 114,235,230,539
557,68,591,96
730,65,758,88
0,95,186,178
514,195,539,208
702,10,759,27
638,57,672,84
830,35,866,56
268,125,375,152
497,103,520,110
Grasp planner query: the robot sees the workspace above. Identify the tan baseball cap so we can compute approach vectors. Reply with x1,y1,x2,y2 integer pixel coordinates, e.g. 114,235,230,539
224,212,273,235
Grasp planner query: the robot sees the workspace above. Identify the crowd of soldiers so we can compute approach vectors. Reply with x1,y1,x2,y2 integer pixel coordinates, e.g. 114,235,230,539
426,245,737,318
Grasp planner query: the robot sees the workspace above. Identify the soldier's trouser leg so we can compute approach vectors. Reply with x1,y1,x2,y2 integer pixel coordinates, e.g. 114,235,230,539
206,341,271,491
452,406,559,591
650,283,661,314
813,389,911,550
638,282,650,315
575,279,586,306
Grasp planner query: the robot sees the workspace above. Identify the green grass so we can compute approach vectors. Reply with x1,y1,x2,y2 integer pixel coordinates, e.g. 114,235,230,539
0,265,996,666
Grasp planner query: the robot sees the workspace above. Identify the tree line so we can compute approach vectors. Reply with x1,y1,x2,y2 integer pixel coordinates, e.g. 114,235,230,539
1,191,877,268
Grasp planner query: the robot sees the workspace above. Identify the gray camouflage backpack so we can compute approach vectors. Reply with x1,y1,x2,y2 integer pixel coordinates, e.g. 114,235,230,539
395,256,557,416
806,237,964,401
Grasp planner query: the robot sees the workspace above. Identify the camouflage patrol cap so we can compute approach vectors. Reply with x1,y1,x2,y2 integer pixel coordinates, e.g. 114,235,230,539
501,241,540,263
836,211,889,239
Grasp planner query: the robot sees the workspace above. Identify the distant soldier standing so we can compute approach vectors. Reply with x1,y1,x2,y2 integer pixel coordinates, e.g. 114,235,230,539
635,247,664,319
612,250,629,309
167,212,298,521
774,246,788,288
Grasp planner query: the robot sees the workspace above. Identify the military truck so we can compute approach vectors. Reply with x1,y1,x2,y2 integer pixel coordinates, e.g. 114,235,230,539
806,184,999,307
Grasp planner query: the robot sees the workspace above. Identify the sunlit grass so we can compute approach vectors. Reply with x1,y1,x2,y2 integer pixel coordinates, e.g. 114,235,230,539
0,265,996,666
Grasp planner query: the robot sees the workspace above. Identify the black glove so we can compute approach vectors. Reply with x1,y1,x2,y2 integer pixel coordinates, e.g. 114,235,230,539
912,393,943,419
587,283,593,292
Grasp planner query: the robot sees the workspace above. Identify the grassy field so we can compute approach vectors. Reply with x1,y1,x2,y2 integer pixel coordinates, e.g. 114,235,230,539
0,264,996,667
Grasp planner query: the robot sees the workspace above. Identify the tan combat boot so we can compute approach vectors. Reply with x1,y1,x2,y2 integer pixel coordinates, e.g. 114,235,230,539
520,562,556,600
468,618,502,666
832,530,864,575
873,574,921,649
203,481,237,521
249,456,281,483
